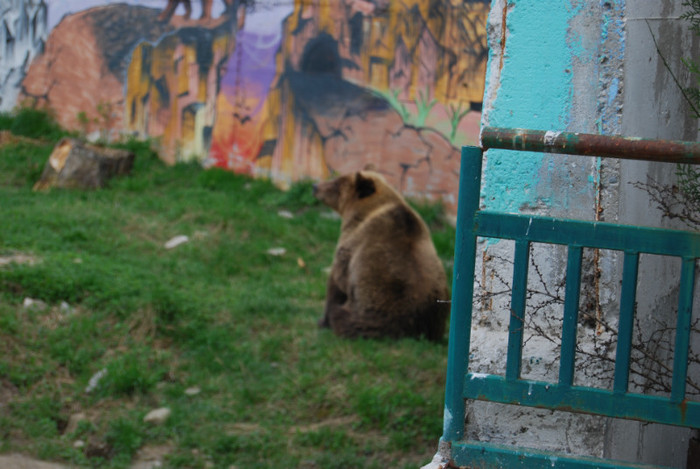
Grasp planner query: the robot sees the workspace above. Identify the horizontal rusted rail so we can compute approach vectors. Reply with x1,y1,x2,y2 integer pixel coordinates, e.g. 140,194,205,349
481,127,700,164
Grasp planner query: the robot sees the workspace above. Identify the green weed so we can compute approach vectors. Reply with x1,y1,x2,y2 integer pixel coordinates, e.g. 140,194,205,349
0,107,67,141
106,417,143,464
98,348,168,397
448,102,471,143
0,142,53,186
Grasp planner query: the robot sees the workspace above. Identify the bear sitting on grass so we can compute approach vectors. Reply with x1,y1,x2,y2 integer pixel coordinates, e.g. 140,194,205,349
313,168,449,341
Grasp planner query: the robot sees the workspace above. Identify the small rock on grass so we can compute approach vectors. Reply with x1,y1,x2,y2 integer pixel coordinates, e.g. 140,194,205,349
144,407,171,425
23,297,48,311
60,301,74,315
85,368,107,393
164,235,189,249
267,247,286,256
184,386,201,396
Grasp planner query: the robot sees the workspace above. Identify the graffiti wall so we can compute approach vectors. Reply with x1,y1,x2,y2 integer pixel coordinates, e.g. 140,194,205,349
2,0,488,211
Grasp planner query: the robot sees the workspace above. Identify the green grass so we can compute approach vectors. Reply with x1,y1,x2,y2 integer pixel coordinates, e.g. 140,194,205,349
0,115,454,468
0,107,69,142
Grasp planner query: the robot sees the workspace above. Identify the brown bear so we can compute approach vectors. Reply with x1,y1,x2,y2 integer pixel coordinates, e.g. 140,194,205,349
313,168,450,341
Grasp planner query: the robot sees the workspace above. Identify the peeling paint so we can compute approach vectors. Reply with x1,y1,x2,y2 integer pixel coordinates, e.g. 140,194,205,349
482,2,626,216
442,406,453,435
482,2,579,213
543,130,562,146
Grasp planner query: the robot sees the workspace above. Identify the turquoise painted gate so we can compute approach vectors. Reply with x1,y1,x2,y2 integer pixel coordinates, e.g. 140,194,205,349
440,128,700,468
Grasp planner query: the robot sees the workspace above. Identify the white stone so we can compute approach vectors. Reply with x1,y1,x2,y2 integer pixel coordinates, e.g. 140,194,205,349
184,386,201,396
59,301,73,314
164,235,189,249
85,368,107,393
23,297,47,311
266,247,286,256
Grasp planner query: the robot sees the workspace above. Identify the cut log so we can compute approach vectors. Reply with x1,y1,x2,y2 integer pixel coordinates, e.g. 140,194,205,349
33,138,135,190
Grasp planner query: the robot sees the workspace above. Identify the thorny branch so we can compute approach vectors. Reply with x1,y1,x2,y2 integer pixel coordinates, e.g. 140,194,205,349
646,19,700,119
631,176,700,231
473,245,700,397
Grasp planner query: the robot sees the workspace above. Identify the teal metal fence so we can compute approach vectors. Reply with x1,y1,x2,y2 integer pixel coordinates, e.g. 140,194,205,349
440,128,700,468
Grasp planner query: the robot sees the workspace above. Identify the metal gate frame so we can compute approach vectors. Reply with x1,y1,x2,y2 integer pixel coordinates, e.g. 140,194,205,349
440,127,700,468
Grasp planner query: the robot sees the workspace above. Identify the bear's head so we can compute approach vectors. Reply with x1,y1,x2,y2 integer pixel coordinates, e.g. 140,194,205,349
313,170,394,217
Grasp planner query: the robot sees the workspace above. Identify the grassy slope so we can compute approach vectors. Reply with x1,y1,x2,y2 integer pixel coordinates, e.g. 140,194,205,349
0,121,455,468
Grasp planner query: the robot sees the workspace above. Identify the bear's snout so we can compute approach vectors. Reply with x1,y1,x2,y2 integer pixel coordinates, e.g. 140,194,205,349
312,179,342,212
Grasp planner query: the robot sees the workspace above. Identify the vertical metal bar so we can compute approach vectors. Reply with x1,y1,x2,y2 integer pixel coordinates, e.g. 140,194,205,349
506,239,530,381
671,258,697,403
442,146,483,442
614,252,639,394
559,246,583,387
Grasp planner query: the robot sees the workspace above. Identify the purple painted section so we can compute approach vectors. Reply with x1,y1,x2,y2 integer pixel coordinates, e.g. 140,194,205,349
220,6,290,117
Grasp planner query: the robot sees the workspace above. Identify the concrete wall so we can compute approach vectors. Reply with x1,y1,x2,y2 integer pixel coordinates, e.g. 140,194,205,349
612,1,700,465
426,1,699,467
472,0,623,462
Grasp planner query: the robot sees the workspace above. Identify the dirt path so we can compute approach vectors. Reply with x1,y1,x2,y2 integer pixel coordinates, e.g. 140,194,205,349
0,454,67,469
0,450,166,469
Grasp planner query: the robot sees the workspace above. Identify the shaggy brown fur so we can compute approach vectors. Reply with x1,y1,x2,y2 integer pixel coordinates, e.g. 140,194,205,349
314,169,449,341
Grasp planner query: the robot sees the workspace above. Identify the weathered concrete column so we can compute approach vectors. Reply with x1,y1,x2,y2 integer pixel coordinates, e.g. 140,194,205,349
431,1,700,467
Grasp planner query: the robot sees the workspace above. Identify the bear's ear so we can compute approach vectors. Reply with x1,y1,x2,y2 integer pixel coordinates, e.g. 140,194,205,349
355,172,376,199
363,163,377,171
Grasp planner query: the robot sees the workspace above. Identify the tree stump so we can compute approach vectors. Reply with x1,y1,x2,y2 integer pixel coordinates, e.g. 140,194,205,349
33,138,135,190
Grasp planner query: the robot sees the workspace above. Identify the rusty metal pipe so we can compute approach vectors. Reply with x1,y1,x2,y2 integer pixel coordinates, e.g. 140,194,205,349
480,127,700,164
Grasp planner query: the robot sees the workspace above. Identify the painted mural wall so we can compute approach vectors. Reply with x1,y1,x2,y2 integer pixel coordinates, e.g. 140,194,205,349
1,0,489,212
0,0,48,111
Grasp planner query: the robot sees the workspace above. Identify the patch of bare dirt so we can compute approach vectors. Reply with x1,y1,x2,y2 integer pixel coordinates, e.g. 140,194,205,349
0,131,43,147
131,445,173,469
0,378,19,410
0,445,174,469
0,253,40,267
0,454,67,469
289,415,358,434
